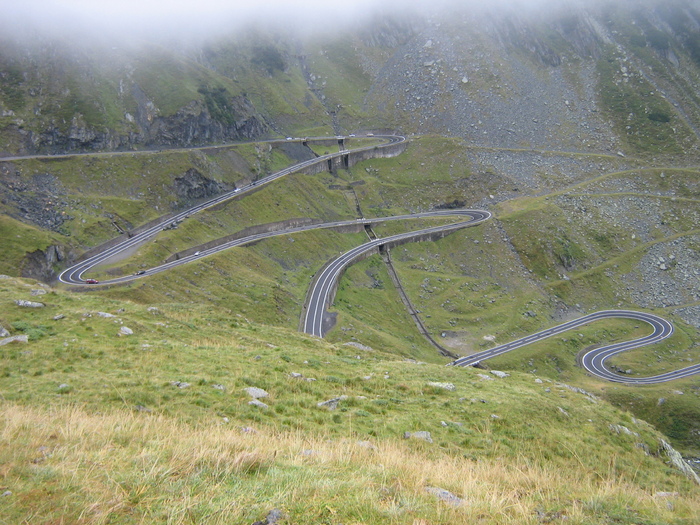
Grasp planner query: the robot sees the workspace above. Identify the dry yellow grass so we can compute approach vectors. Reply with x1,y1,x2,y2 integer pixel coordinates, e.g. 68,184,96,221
1,404,698,524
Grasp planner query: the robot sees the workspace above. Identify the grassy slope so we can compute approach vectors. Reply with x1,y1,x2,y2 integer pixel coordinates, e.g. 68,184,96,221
5,134,698,457
1,275,699,524
2,11,700,516
314,138,700,457
0,215,61,276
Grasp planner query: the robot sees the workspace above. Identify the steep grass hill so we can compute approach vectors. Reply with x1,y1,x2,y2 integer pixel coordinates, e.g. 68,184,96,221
1,274,699,524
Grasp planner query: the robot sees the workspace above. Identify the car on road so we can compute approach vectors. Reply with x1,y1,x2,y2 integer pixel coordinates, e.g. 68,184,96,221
286,137,293,140
194,251,201,256
85,279,99,284
134,270,146,276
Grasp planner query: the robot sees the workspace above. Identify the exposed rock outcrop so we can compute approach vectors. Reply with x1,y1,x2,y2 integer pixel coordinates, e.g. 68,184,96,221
174,168,224,201
23,92,268,155
21,245,66,282
660,439,700,485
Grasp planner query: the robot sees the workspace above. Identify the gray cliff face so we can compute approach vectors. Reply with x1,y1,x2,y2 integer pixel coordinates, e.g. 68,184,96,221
174,168,226,202
150,98,267,147
21,245,67,282
23,94,268,154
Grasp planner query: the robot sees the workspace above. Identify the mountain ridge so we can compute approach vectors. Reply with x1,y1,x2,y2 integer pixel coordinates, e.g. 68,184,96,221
2,0,700,157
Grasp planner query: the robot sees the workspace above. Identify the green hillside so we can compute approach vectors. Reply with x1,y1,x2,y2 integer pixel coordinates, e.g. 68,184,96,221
1,1,700,523
1,274,699,524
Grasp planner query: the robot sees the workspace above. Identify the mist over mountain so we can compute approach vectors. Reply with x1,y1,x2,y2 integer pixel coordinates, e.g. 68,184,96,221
2,0,700,156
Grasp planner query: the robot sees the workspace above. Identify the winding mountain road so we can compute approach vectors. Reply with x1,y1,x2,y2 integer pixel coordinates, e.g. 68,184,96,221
301,209,491,337
451,310,700,383
53,134,700,385
58,134,405,285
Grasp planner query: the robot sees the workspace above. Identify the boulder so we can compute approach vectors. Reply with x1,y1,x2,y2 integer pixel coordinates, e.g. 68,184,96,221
317,395,348,410
660,439,700,484
15,299,45,308
427,381,456,391
0,335,29,346
404,431,433,443
426,486,463,507
245,387,269,399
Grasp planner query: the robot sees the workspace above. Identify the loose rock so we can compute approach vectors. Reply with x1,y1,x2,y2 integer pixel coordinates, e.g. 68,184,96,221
249,399,269,409
344,341,373,352
426,486,463,507
245,387,269,399
15,299,45,308
404,431,433,443
119,326,133,336
0,335,29,346
609,424,638,437
317,396,348,410
252,508,285,525
427,381,456,391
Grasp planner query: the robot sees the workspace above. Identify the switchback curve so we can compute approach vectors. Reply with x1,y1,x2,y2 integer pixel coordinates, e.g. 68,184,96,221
450,310,700,384
58,134,405,285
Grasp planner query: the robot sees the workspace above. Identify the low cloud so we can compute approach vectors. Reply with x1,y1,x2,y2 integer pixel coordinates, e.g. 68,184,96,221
3,0,595,44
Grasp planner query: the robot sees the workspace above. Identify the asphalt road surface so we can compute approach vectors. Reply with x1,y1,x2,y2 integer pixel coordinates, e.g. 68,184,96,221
450,310,700,384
